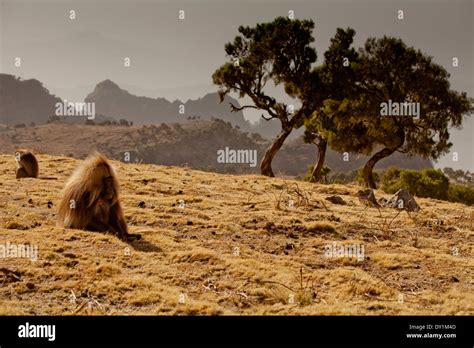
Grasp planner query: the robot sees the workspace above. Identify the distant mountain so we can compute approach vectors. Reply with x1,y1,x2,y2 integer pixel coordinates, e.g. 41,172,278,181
84,79,252,130
0,74,62,125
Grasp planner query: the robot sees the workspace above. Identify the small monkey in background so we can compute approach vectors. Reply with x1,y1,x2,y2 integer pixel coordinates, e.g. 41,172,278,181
15,150,39,178
58,152,141,242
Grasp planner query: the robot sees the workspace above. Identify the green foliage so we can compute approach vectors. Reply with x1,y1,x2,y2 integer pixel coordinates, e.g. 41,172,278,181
322,37,473,160
448,184,474,205
381,166,474,205
213,17,320,176
303,28,359,146
212,17,317,127
381,167,449,200
327,169,358,184
317,35,472,189
302,164,331,182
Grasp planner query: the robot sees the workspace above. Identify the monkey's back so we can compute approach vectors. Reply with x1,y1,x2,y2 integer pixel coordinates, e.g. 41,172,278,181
16,151,39,178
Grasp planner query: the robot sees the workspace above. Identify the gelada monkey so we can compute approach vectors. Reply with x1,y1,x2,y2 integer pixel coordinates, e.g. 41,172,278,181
58,153,141,242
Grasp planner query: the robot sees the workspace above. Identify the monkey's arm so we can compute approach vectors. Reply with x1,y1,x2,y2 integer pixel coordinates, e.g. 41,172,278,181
16,167,28,179
86,217,119,234
109,203,141,242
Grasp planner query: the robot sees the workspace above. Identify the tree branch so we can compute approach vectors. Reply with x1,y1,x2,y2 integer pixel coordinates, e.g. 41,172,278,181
229,102,259,113
261,113,274,121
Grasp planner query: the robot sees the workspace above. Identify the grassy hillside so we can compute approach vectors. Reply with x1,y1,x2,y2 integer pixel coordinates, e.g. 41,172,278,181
0,154,472,315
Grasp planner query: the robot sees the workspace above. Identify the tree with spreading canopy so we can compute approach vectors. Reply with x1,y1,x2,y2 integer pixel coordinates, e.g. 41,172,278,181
317,36,472,188
212,17,317,177
302,27,359,182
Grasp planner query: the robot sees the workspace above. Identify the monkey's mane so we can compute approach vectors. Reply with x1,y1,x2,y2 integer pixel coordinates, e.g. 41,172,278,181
58,152,120,228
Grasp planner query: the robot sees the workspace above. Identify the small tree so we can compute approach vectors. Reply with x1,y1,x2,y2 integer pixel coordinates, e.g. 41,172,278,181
213,17,317,176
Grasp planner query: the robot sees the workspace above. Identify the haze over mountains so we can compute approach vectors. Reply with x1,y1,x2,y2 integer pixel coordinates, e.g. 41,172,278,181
0,73,433,176
0,74,283,135
84,79,250,129
0,74,62,125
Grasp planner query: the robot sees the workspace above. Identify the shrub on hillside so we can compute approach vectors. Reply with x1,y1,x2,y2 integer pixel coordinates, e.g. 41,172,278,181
381,167,450,200
119,119,130,126
302,165,331,183
448,183,474,205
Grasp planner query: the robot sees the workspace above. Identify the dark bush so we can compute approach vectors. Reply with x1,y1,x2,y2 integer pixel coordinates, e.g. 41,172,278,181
381,167,450,201
448,184,474,205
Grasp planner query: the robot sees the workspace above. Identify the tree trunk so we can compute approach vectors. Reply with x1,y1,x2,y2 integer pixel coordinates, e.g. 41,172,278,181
310,139,328,183
260,128,292,177
363,147,396,189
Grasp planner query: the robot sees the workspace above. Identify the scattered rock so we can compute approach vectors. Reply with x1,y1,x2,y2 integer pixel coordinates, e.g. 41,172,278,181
47,201,53,208
25,282,35,290
0,268,22,282
384,189,420,212
27,198,33,204
66,260,79,268
357,189,381,208
265,222,276,232
186,220,193,225
141,178,156,185
325,195,346,205
6,221,28,230
137,201,146,208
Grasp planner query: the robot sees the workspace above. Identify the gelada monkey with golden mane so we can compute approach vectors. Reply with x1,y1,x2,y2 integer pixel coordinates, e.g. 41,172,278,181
15,150,39,178
58,153,141,242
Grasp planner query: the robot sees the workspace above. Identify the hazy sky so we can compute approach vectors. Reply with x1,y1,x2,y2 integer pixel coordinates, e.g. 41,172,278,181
0,0,473,170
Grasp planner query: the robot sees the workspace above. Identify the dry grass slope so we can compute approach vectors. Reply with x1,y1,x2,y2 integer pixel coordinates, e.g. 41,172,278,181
0,154,472,315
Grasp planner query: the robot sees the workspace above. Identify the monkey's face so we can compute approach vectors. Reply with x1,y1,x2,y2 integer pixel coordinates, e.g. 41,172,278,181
14,151,22,163
102,176,116,201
